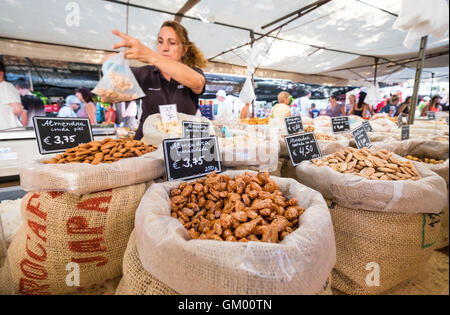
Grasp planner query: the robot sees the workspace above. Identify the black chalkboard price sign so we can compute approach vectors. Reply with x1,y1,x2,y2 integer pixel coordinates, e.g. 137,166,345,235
362,120,374,132
285,116,303,134
284,132,322,167
162,136,222,181
331,116,350,133
33,117,93,154
401,125,410,141
352,124,372,149
427,111,436,120
182,121,210,138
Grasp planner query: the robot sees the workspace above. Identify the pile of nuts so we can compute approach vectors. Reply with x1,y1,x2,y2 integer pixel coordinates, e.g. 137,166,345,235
109,71,133,91
314,133,336,141
43,138,157,164
156,121,182,135
241,117,269,125
93,71,138,103
304,126,315,132
312,147,422,180
405,155,445,164
170,172,304,243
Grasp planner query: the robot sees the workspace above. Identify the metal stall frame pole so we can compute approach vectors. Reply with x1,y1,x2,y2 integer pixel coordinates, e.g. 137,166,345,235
250,30,255,118
430,72,435,97
373,57,379,86
408,36,428,125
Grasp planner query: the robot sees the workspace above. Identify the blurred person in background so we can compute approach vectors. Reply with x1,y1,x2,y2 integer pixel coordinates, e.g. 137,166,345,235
240,102,252,119
345,94,357,115
105,104,116,123
421,95,441,116
376,95,389,113
380,94,400,117
397,96,411,117
216,89,240,120
58,95,81,118
120,100,139,130
417,96,430,115
76,87,97,125
325,95,345,117
0,60,23,129
270,91,291,120
292,91,311,117
309,103,320,118
14,78,45,127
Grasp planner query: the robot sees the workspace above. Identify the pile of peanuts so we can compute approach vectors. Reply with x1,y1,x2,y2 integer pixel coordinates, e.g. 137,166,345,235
304,126,315,132
43,138,157,165
312,147,422,180
405,155,445,164
241,117,269,125
170,172,304,243
314,133,336,141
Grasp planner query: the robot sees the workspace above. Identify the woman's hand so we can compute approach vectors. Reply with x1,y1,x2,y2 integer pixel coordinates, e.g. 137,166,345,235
112,30,155,64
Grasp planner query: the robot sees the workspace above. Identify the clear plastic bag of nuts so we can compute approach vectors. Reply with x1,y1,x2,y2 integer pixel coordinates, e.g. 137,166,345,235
92,52,145,103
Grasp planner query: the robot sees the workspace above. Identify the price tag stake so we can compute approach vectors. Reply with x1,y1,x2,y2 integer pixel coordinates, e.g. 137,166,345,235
159,104,178,124
163,136,222,181
284,132,322,167
285,116,304,135
332,116,350,133
33,117,93,154
352,124,372,149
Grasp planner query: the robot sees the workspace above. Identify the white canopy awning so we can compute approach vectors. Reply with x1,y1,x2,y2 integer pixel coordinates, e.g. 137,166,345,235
0,0,448,85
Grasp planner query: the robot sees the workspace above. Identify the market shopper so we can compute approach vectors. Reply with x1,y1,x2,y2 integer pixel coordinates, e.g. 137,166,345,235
76,87,97,125
292,91,311,117
270,91,291,120
216,90,240,120
380,94,400,117
14,78,45,127
108,20,206,140
397,96,411,117
421,95,441,116
58,95,81,118
309,103,320,118
240,102,252,119
0,60,23,130
325,95,345,117
348,92,370,118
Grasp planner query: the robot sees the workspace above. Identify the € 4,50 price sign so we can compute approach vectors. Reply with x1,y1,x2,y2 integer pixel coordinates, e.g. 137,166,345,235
331,116,350,133
285,116,304,135
33,117,93,154
284,132,322,167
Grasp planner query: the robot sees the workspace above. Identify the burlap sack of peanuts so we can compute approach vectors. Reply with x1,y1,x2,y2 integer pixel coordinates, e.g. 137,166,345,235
296,158,447,294
372,139,449,249
1,184,145,295
134,170,336,295
116,231,333,295
19,147,164,195
327,200,441,295
115,230,178,295
280,135,349,158
143,113,214,146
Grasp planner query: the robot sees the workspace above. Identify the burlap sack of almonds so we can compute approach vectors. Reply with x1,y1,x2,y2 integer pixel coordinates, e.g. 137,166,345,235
133,170,336,295
20,143,164,195
1,184,146,295
372,139,449,249
142,113,214,146
296,150,448,295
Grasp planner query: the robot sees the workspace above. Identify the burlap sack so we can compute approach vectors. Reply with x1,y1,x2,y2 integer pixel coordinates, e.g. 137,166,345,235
2,184,145,295
115,230,178,295
143,113,214,146
19,148,164,195
116,230,333,295
296,154,448,214
328,200,441,295
134,170,336,295
296,158,447,294
371,139,449,249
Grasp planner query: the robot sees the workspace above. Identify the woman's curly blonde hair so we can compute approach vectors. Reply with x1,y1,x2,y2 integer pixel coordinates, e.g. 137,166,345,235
160,20,207,69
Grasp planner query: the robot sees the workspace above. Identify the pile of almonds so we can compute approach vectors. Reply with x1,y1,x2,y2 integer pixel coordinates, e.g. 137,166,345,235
312,147,421,180
405,155,445,165
170,172,304,243
43,138,157,165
